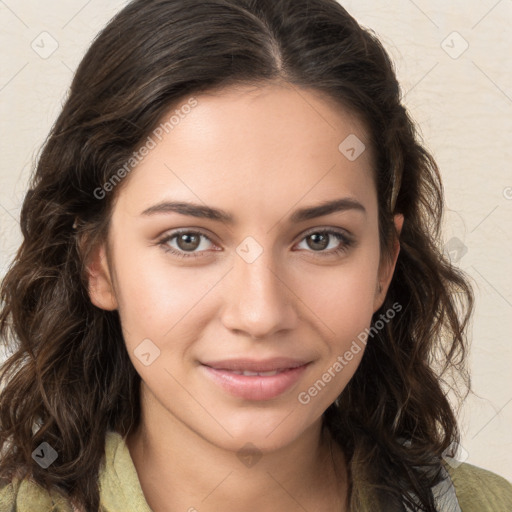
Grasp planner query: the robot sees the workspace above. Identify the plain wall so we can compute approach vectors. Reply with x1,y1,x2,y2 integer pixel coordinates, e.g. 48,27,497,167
1,0,511,481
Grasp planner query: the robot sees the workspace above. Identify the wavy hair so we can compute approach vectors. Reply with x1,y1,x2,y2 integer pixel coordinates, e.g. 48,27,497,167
0,0,473,510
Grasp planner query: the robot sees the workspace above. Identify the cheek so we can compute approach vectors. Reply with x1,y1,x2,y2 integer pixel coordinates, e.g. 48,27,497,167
297,247,380,340
106,222,219,383
294,260,378,408
110,237,215,350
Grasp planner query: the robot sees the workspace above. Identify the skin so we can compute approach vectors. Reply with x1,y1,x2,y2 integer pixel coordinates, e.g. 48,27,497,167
87,81,403,512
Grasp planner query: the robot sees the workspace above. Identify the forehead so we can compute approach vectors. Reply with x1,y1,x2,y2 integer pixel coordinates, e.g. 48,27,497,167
113,82,376,221
160,81,371,159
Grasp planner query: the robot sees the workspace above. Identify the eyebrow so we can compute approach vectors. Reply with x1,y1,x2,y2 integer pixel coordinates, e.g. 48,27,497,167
140,197,366,224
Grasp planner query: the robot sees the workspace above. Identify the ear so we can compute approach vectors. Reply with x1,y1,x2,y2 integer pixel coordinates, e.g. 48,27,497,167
373,214,404,312
86,242,118,311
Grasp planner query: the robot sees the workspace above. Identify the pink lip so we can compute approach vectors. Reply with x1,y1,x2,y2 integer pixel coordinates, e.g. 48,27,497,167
201,357,309,372
200,360,311,401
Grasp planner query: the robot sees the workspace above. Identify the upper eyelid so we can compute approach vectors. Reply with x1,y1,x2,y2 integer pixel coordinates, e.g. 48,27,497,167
300,226,352,239
159,228,216,245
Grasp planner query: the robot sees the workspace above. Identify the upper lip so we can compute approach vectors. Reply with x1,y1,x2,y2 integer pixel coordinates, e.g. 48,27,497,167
201,357,311,372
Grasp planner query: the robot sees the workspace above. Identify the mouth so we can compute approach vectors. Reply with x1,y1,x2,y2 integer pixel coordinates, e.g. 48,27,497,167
199,358,312,401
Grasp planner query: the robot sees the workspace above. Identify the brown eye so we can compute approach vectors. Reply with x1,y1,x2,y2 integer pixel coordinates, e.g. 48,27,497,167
296,229,353,257
159,230,215,258
306,232,330,251
176,233,201,251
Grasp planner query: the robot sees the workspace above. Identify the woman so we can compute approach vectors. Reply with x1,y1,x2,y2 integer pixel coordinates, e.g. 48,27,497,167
1,0,511,510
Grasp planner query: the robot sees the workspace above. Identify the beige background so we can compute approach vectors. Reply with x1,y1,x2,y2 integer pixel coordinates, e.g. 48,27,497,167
1,0,511,481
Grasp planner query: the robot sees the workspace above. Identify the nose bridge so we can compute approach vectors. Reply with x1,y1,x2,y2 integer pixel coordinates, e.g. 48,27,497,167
220,237,297,338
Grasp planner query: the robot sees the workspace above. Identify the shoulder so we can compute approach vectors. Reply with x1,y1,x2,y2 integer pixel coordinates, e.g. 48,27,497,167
0,476,74,512
444,461,512,511
0,431,128,512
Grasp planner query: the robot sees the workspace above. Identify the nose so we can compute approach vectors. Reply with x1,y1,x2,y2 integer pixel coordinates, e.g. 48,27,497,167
220,247,298,339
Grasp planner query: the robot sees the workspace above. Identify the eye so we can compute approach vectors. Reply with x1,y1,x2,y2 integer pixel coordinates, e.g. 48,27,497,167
295,228,354,257
157,228,354,260
158,230,216,259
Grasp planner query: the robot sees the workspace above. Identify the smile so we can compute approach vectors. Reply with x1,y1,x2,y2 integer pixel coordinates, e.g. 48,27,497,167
200,362,311,401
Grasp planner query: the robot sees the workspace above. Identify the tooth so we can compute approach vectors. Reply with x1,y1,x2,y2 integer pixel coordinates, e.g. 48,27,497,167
240,370,279,376
219,369,283,376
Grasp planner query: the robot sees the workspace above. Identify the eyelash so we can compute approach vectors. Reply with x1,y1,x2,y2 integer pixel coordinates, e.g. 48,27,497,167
157,228,354,259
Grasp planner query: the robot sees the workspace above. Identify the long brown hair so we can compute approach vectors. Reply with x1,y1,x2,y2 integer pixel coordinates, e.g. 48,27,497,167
0,0,473,510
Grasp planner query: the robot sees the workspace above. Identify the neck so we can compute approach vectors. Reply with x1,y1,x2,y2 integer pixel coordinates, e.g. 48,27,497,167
126,392,348,511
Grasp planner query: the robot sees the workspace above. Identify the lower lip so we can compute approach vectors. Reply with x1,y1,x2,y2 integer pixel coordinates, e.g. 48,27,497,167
200,363,310,401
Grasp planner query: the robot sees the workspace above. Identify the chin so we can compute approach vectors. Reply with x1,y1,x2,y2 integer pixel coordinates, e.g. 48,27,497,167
202,407,320,452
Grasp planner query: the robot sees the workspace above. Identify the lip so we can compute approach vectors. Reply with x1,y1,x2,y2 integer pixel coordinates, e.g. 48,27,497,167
201,357,310,372
200,358,311,401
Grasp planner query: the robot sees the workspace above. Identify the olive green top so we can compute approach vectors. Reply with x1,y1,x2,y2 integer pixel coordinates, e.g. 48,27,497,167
1,431,511,511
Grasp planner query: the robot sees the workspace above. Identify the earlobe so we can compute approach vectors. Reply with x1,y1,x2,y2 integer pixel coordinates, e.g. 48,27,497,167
86,243,118,311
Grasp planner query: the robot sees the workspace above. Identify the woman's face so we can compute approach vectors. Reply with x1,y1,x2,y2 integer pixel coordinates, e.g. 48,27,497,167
88,82,401,453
